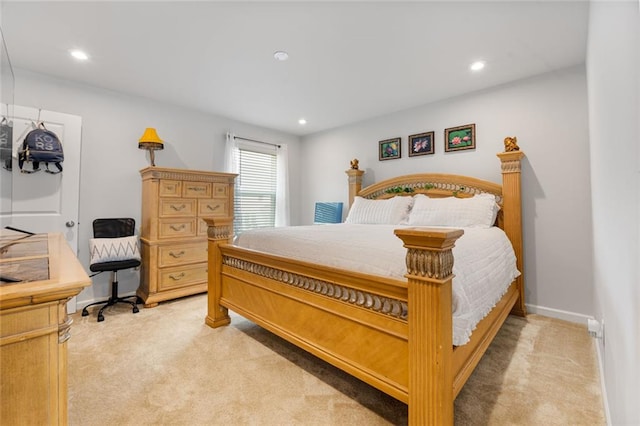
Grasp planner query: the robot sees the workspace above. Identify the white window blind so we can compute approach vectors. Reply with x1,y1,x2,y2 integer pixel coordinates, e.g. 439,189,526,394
234,148,277,235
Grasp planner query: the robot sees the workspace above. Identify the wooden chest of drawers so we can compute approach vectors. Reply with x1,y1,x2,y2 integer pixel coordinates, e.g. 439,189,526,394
138,167,235,307
1,233,91,425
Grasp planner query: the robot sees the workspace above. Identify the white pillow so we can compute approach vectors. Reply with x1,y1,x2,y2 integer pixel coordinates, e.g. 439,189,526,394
407,193,500,228
345,195,414,225
89,235,141,265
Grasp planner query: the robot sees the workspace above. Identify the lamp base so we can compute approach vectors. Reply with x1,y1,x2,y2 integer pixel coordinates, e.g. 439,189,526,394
139,142,163,167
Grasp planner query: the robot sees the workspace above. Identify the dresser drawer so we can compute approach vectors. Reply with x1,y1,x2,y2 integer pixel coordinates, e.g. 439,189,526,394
1,303,55,338
159,180,182,197
198,199,228,217
159,199,196,217
158,242,207,267
158,219,197,239
213,183,229,198
158,264,207,291
183,181,212,198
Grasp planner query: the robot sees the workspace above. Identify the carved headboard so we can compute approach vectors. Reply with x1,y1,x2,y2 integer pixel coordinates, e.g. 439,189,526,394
344,149,526,315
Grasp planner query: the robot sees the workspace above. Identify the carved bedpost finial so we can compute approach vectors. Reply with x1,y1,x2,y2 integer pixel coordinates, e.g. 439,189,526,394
346,162,364,208
504,136,520,152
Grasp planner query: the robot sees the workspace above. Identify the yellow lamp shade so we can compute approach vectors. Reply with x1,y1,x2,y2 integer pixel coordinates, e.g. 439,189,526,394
138,127,164,150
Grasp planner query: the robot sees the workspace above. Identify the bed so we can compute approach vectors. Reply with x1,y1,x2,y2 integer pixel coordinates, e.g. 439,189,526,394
204,149,525,425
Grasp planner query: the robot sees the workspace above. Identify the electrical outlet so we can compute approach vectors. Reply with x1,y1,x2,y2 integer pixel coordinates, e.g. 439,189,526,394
588,318,603,339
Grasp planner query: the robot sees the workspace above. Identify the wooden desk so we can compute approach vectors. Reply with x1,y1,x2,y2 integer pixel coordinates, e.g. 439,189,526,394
0,232,90,425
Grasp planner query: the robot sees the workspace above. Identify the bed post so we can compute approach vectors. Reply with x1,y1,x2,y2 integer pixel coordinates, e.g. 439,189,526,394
345,160,364,207
204,217,234,328
497,150,526,316
395,227,464,426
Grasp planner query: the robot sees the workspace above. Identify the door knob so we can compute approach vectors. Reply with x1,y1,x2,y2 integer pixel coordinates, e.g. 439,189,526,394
65,221,75,228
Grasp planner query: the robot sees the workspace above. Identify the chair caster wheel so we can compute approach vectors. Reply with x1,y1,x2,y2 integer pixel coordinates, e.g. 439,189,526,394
81,310,89,317
133,306,139,314
97,314,105,322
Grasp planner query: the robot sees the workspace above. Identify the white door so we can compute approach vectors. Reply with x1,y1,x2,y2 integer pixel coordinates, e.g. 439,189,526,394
1,106,82,311
3,106,82,251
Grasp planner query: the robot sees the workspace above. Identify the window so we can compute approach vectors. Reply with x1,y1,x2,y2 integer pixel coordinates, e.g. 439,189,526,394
224,133,289,234
234,147,278,235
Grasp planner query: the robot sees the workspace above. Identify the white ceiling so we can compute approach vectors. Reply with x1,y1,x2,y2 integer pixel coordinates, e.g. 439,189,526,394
1,1,589,136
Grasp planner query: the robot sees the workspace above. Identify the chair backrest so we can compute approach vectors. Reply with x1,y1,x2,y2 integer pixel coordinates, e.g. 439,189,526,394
93,218,136,239
314,202,343,224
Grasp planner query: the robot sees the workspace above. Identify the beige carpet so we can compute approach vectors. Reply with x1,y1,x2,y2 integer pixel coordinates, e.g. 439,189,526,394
68,294,605,425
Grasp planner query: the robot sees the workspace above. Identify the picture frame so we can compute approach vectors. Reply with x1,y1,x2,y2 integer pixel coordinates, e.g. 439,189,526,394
379,137,401,161
408,131,435,157
444,123,476,152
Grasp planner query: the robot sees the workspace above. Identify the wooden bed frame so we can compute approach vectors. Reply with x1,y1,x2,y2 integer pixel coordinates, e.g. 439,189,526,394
204,150,525,425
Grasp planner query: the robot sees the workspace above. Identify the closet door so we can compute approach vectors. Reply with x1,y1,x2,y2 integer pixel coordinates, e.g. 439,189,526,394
3,106,82,253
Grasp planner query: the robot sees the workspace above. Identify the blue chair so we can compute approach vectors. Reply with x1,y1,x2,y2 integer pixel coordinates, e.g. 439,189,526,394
314,202,343,224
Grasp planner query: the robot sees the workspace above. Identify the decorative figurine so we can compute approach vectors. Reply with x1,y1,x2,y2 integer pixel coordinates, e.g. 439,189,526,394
350,158,359,170
504,136,520,152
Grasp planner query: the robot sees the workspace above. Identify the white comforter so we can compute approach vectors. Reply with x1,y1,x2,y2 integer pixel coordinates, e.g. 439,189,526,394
235,224,520,346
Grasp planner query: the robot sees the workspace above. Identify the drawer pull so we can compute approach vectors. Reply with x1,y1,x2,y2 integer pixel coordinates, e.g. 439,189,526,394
169,250,185,258
59,331,72,344
188,186,206,192
206,204,220,211
170,224,186,231
169,273,185,280
170,204,186,211
58,316,73,344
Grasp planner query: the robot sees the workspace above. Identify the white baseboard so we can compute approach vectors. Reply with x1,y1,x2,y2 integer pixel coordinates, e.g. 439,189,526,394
594,337,612,425
525,303,593,325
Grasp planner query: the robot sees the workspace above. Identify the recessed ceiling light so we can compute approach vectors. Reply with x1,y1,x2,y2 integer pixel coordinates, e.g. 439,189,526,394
70,49,89,61
298,118,307,125
274,51,289,61
470,61,485,71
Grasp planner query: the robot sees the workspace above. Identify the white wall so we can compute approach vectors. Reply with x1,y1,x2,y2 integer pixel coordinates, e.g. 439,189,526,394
587,1,640,424
14,69,301,306
301,66,595,320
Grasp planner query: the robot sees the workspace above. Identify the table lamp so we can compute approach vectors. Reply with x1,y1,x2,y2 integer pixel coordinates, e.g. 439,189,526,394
138,128,163,167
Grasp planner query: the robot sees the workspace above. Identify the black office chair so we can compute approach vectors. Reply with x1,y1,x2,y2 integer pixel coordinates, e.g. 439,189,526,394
82,218,141,322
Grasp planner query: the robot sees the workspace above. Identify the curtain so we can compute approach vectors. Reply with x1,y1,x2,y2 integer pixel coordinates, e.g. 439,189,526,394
275,144,290,227
224,132,239,174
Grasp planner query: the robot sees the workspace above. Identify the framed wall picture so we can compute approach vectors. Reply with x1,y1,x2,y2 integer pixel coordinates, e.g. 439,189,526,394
379,137,401,160
408,131,435,157
444,124,476,152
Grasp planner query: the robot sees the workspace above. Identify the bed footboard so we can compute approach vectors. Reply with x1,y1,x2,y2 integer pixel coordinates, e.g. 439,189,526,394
205,217,463,425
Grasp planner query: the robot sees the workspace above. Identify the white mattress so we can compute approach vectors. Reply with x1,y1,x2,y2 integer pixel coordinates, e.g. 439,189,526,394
235,224,520,345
